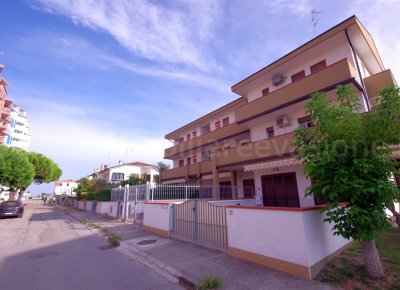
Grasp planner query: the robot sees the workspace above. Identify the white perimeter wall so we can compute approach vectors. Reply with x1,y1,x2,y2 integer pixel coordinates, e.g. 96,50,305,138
226,206,352,268
143,203,172,232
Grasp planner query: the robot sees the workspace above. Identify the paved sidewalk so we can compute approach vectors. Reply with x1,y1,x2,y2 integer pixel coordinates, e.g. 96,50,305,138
57,205,340,290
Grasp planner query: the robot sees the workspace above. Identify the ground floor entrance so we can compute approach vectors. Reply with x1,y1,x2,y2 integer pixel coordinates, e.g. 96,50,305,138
261,172,300,207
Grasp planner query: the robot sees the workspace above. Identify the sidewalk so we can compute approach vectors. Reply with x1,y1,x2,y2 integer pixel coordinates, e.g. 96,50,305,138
57,205,340,290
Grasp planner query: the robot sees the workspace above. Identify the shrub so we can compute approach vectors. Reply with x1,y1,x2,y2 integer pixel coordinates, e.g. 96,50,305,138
197,276,223,290
96,188,111,201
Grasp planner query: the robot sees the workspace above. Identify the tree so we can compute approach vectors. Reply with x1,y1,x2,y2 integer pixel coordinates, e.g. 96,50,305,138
120,174,145,186
155,161,170,172
0,146,35,200
17,152,62,200
294,85,400,279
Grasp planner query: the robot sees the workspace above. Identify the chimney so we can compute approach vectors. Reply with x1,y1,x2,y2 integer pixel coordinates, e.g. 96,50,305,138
100,165,104,171
104,164,107,169
118,160,124,166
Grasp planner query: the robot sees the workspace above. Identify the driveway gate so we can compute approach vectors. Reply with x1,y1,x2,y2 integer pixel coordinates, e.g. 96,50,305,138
171,200,227,249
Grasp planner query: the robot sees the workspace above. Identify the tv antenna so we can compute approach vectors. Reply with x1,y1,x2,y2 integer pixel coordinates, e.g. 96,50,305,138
311,9,322,36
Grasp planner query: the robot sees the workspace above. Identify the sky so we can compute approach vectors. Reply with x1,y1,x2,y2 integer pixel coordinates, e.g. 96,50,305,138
0,0,399,195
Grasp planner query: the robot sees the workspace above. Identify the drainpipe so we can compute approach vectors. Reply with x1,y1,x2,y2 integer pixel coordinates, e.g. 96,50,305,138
345,28,371,111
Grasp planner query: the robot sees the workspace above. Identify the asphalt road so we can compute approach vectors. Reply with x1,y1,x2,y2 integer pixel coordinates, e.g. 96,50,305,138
0,200,182,290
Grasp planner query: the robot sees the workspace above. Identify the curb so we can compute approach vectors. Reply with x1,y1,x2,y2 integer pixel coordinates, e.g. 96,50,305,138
58,205,197,289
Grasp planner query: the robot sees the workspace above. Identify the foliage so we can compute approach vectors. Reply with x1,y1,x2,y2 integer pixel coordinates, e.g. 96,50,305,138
197,276,224,290
75,177,112,201
27,152,62,184
294,85,400,242
155,161,170,172
0,146,35,192
119,174,145,186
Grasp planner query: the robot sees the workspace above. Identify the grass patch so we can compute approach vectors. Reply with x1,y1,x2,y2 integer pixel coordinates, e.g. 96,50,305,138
197,276,224,290
83,220,121,248
316,227,400,289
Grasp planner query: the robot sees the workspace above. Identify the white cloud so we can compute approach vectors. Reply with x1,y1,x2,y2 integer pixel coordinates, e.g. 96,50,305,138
265,0,312,16
349,0,400,80
36,0,220,71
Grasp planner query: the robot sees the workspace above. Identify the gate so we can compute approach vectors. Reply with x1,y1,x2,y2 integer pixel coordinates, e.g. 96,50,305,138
171,200,227,249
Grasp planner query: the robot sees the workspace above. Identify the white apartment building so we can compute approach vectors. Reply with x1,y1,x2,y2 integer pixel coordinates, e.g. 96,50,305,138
5,104,30,150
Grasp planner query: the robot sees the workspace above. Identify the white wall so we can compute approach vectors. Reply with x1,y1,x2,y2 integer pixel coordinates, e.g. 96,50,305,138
227,207,310,265
143,203,172,232
302,210,351,265
95,201,115,214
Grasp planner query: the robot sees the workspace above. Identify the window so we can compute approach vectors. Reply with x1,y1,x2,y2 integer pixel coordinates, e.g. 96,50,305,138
111,172,124,182
192,155,197,164
215,121,221,129
178,137,184,144
186,134,191,141
222,117,229,127
310,60,327,74
298,115,313,128
262,87,270,96
186,157,191,165
291,70,306,83
66,183,69,187
192,131,197,138
179,160,184,167
266,127,274,138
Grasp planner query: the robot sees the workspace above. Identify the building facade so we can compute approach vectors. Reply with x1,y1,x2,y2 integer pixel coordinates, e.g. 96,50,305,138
5,104,30,150
0,64,13,146
54,179,79,196
160,16,397,207
89,161,159,185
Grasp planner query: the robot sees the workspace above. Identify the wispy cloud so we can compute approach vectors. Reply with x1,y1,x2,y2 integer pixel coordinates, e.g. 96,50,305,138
35,0,220,71
265,0,312,16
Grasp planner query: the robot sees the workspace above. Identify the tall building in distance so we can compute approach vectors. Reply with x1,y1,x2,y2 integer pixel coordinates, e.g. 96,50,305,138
0,64,13,146
6,103,31,150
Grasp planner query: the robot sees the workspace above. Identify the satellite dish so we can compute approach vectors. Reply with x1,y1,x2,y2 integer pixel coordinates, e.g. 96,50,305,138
272,74,285,86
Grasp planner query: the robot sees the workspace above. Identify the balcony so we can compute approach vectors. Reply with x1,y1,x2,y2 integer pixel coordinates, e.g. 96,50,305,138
160,160,213,181
215,132,296,169
364,69,397,101
235,58,357,124
164,123,249,159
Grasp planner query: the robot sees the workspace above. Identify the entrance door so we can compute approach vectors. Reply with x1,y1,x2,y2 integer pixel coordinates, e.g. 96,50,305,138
242,179,255,198
261,173,300,207
219,181,232,199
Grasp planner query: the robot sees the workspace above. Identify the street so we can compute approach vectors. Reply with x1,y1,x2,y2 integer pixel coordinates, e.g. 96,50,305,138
0,200,182,290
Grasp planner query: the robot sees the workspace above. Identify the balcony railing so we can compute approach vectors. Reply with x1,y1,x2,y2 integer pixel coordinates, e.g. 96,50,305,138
364,69,397,102
235,58,357,124
215,132,296,168
164,123,249,159
160,160,213,181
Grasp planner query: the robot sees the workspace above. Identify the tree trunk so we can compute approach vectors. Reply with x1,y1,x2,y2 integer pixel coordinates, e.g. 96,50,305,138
17,188,26,201
362,240,385,279
387,203,400,228
8,190,18,201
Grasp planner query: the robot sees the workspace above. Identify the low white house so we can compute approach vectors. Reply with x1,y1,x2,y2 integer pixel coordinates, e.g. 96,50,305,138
89,161,159,184
54,179,79,196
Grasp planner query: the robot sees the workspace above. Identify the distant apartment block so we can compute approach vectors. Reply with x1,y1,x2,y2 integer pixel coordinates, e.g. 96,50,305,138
54,179,79,196
89,161,159,184
5,104,30,150
0,64,13,146
160,16,398,206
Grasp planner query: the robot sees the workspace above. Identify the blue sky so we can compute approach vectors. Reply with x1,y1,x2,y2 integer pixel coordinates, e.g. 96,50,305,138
1,0,399,195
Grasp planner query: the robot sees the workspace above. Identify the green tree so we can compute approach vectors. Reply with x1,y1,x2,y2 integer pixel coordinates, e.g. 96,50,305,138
294,85,400,279
0,146,35,200
120,174,145,186
155,161,170,172
17,152,62,200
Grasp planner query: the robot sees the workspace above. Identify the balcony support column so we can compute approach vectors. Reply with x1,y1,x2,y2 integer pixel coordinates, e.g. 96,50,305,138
212,153,220,199
230,170,238,199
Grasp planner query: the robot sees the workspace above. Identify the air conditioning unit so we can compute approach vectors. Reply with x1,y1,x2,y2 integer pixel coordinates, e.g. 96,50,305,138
276,116,290,127
272,74,285,86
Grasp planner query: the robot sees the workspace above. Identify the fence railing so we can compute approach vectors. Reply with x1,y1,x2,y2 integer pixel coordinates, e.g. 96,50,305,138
110,183,255,202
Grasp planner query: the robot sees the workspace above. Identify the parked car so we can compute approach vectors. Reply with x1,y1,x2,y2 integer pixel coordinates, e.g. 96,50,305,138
0,200,24,218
